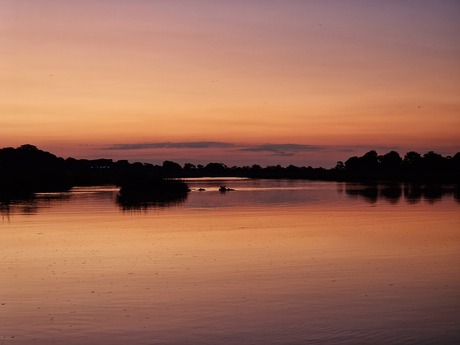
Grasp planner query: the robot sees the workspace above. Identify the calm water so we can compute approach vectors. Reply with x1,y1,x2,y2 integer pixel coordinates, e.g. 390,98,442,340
1,180,459,345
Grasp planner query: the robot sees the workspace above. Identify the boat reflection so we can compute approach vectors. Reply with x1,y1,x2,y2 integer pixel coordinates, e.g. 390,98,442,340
342,183,460,204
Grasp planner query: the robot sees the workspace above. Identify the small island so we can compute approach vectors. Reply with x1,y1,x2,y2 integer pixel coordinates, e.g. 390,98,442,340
117,177,190,208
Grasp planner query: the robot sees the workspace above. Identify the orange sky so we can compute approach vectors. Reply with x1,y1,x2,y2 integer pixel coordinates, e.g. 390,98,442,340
1,0,459,167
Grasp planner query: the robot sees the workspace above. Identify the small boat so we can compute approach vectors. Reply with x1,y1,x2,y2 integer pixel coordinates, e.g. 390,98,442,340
219,186,234,192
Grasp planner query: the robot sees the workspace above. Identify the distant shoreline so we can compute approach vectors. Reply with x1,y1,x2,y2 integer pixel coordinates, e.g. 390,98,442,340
1,145,459,198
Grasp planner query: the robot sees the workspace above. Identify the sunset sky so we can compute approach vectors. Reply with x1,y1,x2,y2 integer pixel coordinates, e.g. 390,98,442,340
1,0,459,167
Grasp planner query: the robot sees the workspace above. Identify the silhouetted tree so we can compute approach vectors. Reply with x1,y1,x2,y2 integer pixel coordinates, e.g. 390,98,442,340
362,150,379,171
204,163,227,176
0,145,72,197
344,156,360,170
343,151,379,180
162,160,182,177
183,163,196,170
379,151,402,179
335,161,345,170
403,151,422,169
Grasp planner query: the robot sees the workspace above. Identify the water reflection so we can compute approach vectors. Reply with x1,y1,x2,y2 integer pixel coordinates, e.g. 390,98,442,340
343,183,460,204
2,182,459,218
0,192,71,220
116,193,188,211
3,181,460,345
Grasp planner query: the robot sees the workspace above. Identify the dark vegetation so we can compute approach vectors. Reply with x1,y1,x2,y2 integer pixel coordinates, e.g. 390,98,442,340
0,144,72,198
117,178,189,208
0,145,459,200
335,150,460,183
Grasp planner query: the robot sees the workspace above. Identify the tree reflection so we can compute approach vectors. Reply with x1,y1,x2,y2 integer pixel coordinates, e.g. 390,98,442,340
344,184,379,204
344,183,459,204
116,178,190,212
380,185,403,204
0,193,71,220
116,194,188,212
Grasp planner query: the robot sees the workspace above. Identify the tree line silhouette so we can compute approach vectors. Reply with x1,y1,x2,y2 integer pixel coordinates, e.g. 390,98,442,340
336,150,460,183
0,145,459,198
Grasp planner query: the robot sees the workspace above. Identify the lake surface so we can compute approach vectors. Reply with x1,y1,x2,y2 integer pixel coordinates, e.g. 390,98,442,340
1,179,459,344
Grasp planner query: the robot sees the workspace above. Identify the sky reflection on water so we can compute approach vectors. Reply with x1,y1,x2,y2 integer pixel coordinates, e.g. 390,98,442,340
1,180,459,344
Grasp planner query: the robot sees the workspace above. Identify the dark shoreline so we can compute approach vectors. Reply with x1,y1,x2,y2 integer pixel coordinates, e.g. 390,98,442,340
1,145,459,199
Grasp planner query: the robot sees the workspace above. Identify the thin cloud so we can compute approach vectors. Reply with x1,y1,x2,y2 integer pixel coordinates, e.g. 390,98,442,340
106,141,235,150
335,145,400,153
240,144,323,156
105,141,327,158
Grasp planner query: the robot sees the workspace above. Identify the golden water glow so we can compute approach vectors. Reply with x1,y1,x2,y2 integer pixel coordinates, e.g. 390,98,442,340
1,183,460,344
